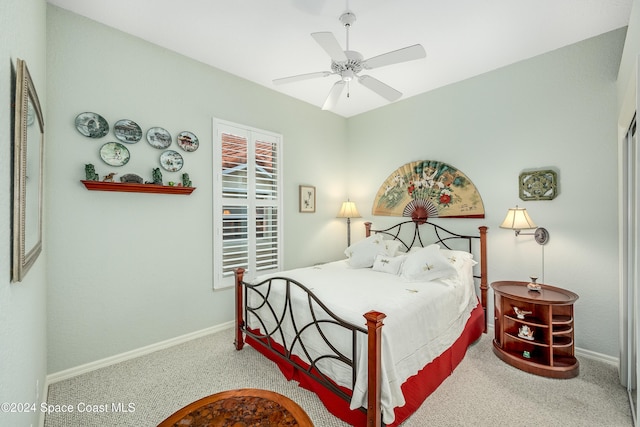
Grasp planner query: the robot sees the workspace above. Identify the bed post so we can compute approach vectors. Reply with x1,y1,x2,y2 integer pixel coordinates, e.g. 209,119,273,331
234,268,245,350
364,221,372,237
478,226,488,333
364,310,385,427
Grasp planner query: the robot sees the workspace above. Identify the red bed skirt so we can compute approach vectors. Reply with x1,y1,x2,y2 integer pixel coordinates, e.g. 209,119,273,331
244,303,485,426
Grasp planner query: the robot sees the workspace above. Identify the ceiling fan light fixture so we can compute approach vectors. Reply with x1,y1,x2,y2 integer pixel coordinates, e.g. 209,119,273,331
341,69,355,81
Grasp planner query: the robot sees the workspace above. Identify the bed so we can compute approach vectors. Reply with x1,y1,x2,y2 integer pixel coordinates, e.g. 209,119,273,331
234,219,488,427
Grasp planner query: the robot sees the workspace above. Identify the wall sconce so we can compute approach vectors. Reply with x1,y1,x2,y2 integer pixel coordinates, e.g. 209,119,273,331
337,200,361,247
500,206,549,245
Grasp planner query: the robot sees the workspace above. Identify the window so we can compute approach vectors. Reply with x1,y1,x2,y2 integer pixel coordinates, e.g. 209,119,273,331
213,119,282,289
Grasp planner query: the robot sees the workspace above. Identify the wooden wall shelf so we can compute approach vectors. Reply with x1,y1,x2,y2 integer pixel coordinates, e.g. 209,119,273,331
81,180,195,195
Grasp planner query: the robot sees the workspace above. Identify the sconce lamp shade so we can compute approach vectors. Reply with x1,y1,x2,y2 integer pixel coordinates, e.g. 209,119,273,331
337,201,361,219
500,206,549,245
499,207,537,230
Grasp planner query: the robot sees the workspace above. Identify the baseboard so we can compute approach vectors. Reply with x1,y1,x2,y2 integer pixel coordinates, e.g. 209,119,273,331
46,321,234,385
576,346,619,367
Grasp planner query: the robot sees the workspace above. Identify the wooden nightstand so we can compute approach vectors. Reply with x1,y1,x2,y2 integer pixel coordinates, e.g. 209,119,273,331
491,281,579,379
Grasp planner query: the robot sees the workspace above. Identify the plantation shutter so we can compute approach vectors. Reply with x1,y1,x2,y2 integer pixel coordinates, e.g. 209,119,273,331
254,137,280,273
214,120,282,289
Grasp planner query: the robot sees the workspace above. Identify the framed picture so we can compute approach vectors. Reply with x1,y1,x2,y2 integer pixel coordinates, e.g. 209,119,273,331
299,185,316,213
519,169,558,201
12,59,44,282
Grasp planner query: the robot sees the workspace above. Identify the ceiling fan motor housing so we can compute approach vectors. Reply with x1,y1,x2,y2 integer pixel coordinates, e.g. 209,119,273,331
331,50,363,81
339,12,356,27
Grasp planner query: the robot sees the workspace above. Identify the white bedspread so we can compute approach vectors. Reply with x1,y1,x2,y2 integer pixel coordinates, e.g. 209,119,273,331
247,259,478,424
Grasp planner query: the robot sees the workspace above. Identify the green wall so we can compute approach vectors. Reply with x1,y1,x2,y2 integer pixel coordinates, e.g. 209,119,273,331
0,1,48,426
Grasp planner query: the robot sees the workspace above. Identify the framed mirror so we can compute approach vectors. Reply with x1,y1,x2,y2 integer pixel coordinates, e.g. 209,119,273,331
12,58,44,282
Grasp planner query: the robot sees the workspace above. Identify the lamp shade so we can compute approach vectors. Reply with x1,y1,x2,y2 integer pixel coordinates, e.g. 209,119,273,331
337,201,361,219
500,207,537,230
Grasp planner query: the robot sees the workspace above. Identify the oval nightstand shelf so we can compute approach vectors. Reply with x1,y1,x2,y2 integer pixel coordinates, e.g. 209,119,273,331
491,280,579,379
553,355,579,368
552,336,574,347
553,324,573,335
553,314,573,323
505,314,547,328
506,332,550,347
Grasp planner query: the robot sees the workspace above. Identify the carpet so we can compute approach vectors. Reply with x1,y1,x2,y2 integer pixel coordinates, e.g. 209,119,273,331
44,327,632,427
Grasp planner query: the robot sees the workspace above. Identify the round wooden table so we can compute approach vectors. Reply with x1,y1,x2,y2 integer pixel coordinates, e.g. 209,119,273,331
157,388,314,426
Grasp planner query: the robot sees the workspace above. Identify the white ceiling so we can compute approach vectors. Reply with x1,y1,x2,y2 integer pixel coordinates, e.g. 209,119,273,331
47,0,633,118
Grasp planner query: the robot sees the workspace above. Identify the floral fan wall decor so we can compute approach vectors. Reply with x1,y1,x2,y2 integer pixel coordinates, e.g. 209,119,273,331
372,160,484,221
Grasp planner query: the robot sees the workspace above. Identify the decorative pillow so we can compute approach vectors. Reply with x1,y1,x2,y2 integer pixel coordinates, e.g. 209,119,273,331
401,244,457,282
344,233,386,268
383,240,406,257
440,249,476,271
372,254,406,275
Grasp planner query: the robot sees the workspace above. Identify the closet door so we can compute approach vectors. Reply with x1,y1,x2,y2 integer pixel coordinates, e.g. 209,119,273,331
633,116,639,425
622,113,638,425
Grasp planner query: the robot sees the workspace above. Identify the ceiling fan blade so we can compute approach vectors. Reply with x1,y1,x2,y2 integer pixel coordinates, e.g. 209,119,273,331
311,32,348,62
363,44,426,70
273,71,332,85
358,75,402,102
322,80,346,110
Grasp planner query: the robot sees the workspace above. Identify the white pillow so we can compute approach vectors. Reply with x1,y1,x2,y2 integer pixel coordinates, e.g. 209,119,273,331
344,234,386,268
372,254,406,275
401,244,457,282
440,249,476,271
383,240,406,257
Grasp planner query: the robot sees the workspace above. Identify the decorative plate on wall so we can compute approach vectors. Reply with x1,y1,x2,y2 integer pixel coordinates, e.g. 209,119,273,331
160,150,184,172
99,142,130,167
177,131,199,152
114,119,142,143
146,127,172,149
75,112,109,138
519,169,558,201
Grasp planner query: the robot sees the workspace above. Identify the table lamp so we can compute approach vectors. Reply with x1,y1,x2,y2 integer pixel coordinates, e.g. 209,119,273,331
337,200,361,247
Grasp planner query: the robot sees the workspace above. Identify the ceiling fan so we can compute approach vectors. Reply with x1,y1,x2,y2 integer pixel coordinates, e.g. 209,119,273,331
273,10,427,111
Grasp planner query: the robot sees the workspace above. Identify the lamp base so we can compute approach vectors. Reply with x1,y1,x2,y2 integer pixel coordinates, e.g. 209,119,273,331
535,227,549,245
